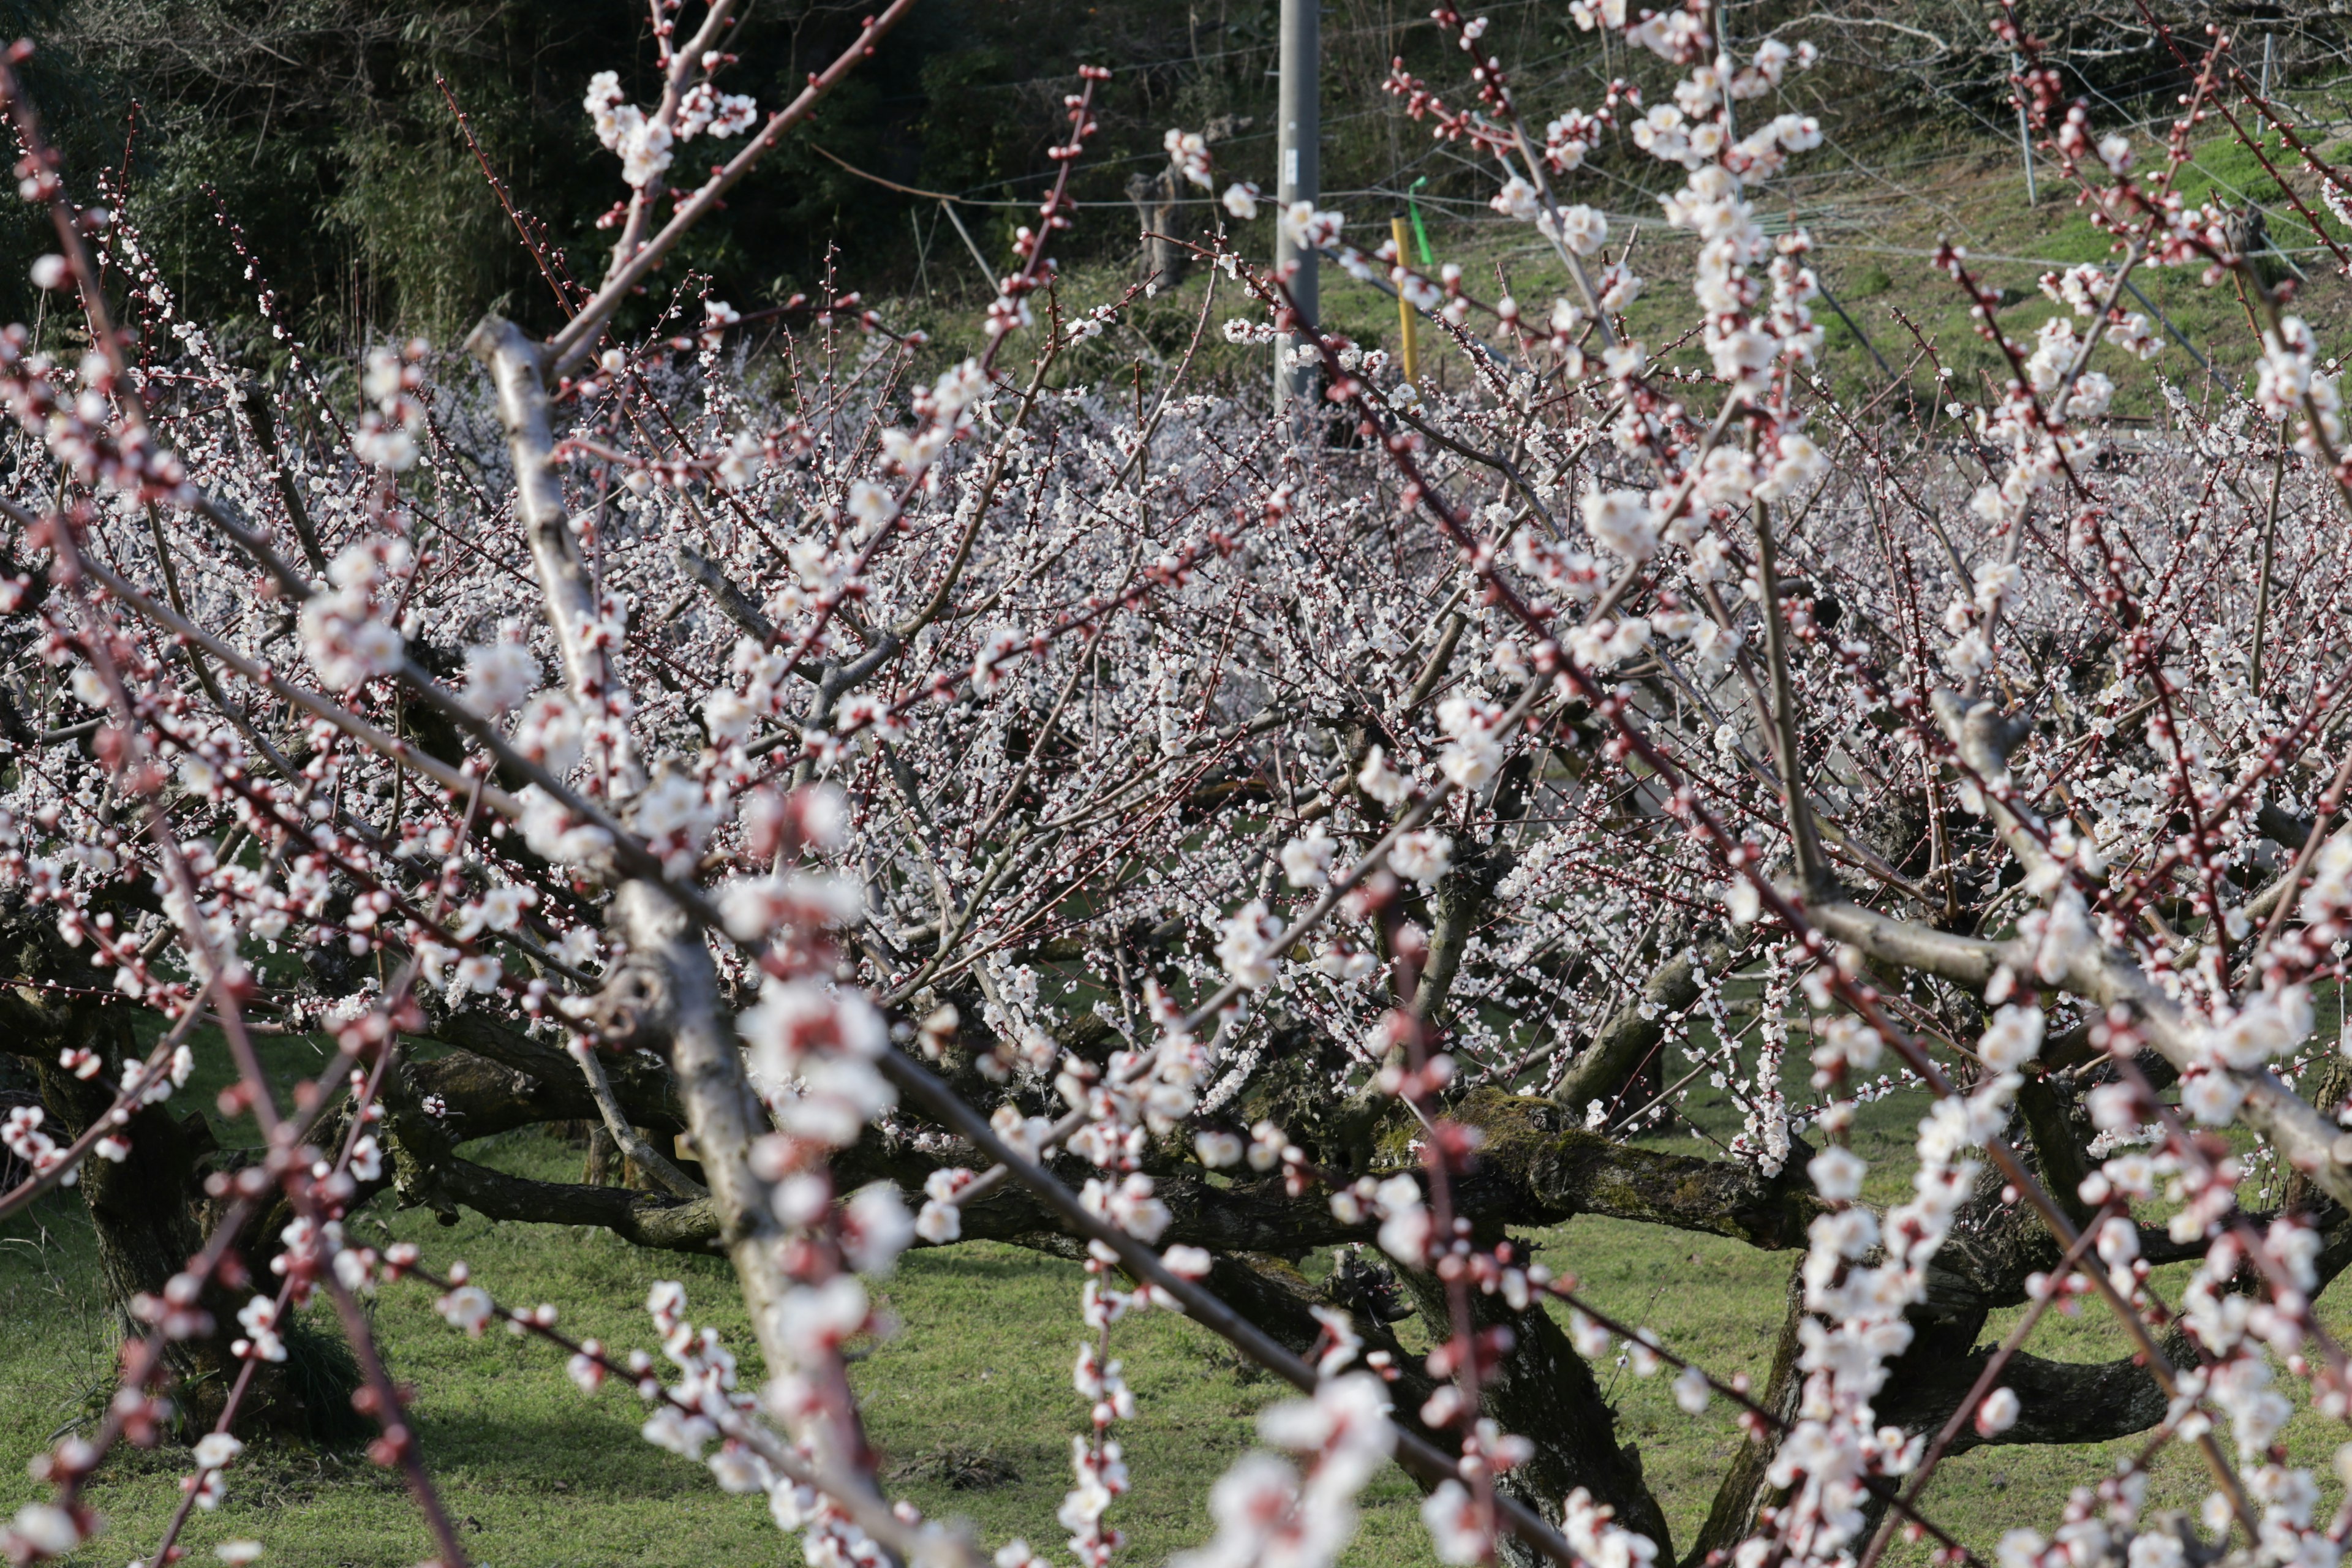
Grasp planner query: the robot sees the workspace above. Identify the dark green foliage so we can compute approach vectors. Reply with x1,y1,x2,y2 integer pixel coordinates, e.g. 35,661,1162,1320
0,0,1254,349
4,0,2345,361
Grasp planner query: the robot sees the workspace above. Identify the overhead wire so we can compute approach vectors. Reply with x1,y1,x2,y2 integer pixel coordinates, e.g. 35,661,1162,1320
818,4,2345,402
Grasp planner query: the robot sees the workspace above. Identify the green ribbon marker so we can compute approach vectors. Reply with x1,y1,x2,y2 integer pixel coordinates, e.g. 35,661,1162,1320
1407,176,1434,266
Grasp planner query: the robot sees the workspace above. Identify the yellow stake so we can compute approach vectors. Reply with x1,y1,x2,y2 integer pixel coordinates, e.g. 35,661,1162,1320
1391,214,1420,388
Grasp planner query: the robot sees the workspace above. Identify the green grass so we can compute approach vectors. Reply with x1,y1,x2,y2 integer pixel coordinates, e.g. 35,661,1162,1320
1,1136,1439,1568
12,1019,2352,1568
0,1010,1444,1568
903,101,2352,428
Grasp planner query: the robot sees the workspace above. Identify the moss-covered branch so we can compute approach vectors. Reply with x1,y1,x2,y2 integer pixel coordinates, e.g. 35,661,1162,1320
1452,1088,1823,1249
1549,941,1731,1118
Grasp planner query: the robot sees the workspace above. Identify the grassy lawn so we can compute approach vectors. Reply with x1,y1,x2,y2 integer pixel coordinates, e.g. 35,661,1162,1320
9,1016,2352,1568
2,1128,1431,1568
919,102,2352,429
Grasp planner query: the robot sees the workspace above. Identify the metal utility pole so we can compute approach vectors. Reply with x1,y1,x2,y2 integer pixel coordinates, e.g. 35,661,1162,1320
1274,0,1319,418
2011,52,2037,205
1714,0,1735,145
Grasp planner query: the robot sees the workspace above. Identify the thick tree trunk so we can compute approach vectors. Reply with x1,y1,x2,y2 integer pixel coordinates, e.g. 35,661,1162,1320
1392,1262,1675,1564
2,903,360,1441
1686,1263,1805,1567
1124,168,1189,288
586,1123,620,1185
1203,1248,1670,1566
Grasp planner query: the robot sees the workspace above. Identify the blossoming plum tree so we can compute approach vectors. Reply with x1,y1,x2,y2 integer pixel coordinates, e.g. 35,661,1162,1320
5,4,2352,1568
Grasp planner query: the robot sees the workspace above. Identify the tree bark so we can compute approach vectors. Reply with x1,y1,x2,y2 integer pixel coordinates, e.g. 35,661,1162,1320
1551,941,1732,1118
1203,1248,1672,1567
1686,1263,1806,1568
375,1082,1829,1261
1,902,360,1439
1396,1262,1674,1562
